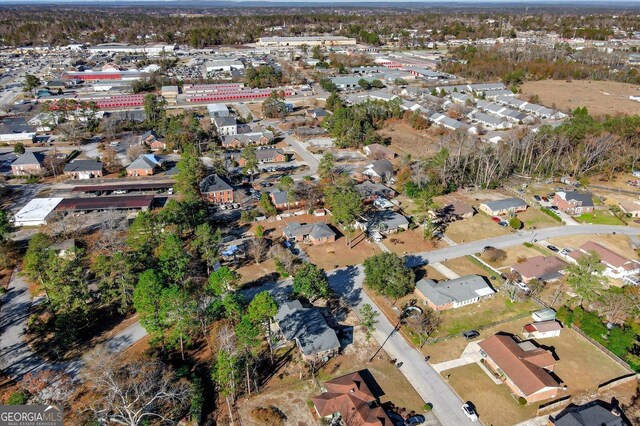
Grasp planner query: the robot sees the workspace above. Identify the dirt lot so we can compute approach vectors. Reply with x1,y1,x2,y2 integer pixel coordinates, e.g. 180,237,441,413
303,238,382,271
236,308,426,426
442,256,498,280
382,228,445,255
482,243,548,270
439,320,635,426
444,214,511,243
378,119,442,158
521,79,640,117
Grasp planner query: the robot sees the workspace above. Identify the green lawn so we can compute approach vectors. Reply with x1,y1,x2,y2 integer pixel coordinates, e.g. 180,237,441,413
575,212,625,225
433,293,537,337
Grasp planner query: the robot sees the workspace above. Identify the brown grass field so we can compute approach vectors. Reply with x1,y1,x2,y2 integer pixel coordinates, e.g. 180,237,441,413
521,79,640,117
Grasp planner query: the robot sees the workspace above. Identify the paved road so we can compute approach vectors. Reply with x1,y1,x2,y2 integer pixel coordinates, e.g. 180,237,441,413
0,269,147,382
280,130,320,177
404,225,640,268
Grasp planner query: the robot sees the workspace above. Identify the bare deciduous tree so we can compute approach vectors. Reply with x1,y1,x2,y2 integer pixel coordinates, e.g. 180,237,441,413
126,144,146,162
83,350,190,426
248,238,268,264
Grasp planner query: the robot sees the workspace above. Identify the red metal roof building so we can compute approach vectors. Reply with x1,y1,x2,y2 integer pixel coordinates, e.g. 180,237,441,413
56,195,155,212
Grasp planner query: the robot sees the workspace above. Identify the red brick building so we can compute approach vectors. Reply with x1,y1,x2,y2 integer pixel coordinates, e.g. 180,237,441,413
200,174,234,204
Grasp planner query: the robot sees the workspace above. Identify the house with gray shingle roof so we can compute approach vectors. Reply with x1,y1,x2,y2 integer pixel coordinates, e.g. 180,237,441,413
63,159,103,179
11,151,46,176
275,300,340,360
479,197,528,216
415,274,495,310
126,154,162,176
283,222,336,245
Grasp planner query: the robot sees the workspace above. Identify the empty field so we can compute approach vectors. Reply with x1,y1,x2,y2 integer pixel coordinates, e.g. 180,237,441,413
378,119,441,158
521,79,640,117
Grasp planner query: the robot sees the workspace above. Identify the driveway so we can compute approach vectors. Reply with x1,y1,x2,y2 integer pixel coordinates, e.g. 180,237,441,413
279,131,320,177
431,342,482,373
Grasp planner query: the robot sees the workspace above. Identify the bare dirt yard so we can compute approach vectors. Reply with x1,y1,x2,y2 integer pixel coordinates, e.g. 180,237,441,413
521,79,640,117
382,228,445,255
378,120,442,158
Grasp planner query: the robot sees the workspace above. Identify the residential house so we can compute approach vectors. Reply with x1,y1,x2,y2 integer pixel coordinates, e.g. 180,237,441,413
139,130,166,151
415,275,495,311
568,241,640,279
283,222,336,245
358,211,409,236
238,147,286,167
511,256,567,283
11,151,46,176
221,131,273,149
430,197,475,221
479,198,528,216
552,191,594,215
126,154,162,176
559,176,579,187
312,371,393,426
362,143,396,160
469,111,513,130
63,159,103,179
355,181,396,204
549,401,628,426
522,321,562,339
270,189,301,210
200,174,234,204
361,159,394,183
212,116,237,136
0,117,37,144
620,201,640,218
307,107,328,119
275,300,340,361
478,334,561,403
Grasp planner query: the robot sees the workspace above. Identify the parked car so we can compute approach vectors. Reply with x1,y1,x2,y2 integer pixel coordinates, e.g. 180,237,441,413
549,205,559,211
498,221,509,227
404,414,426,425
483,246,495,251
561,248,571,256
463,330,480,340
491,216,501,223
462,403,479,422
547,245,559,253
541,196,549,202
533,195,541,201
516,282,530,292
113,190,127,194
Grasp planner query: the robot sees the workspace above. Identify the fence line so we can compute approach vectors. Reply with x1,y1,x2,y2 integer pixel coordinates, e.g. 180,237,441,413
597,373,638,392
537,395,572,416
571,325,634,373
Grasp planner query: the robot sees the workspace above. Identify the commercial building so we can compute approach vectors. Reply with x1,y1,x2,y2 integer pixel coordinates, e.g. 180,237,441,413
221,131,273,149
212,116,238,136
207,103,230,118
0,117,37,144
55,195,155,212
257,36,356,48
204,59,245,74
13,198,63,227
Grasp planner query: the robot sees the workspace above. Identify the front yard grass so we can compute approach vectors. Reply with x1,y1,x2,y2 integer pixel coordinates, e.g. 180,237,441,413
518,208,562,229
575,211,625,225
442,363,539,426
444,213,511,243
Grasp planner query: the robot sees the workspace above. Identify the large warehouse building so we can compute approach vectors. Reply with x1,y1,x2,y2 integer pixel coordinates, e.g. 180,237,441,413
256,36,356,48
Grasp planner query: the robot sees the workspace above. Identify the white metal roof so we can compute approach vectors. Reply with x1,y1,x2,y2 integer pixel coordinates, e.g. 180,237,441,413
14,198,63,224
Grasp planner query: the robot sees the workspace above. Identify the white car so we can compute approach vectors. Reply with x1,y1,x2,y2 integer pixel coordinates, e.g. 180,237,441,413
462,403,478,422
516,282,530,292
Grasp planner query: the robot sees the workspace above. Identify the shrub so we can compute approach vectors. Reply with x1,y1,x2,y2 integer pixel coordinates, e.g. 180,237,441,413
482,248,507,262
523,242,534,248
250,406,285,426
541,207,562,222
423,403,432,412
6,390,28,405
518,397,527,406
241,210,259,223
555,306,574,326
509,217,522,230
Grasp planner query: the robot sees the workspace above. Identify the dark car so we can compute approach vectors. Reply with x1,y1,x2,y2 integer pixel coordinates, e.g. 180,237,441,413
547,245,560,253
533,195,541,201
483,246,495,251
549,205,559,211
463,330,480,340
